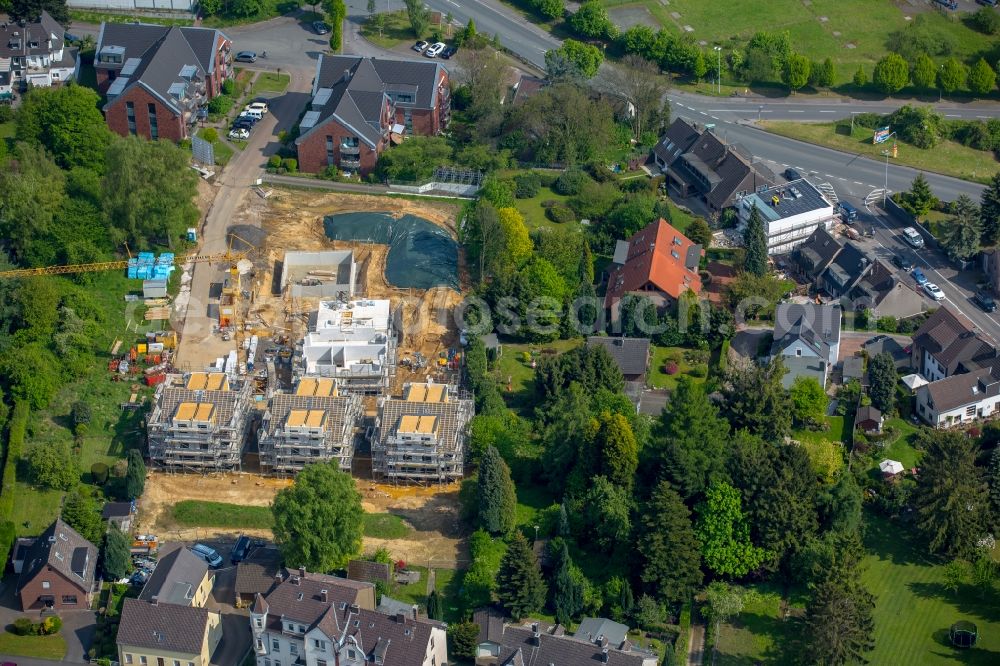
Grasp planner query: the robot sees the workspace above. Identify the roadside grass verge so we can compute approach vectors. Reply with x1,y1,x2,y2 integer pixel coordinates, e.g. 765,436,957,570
70,9,192,26
760,120,998,185
250,72,291,95
0,630,67,660
361,11,414,49
861,512,1000,664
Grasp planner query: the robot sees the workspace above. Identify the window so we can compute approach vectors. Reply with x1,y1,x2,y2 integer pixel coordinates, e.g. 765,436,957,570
174,660,181,666
325,135,335,166
317,661,326,666
125,655,134,664
313,640,326,650
41,581,50,589
126,101,136,135
272,639,280,651
61,595,77,604
289,644,297,655
140,657,147,665
254,618,263,628
147,103,158,140
966,405,976,417
347,651,356,660
264,660,271,666
298,625,305,633
796,349,802,357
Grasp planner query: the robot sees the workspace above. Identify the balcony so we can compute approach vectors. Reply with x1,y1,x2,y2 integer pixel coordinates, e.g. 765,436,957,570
340,157,361,168
340,143,361,155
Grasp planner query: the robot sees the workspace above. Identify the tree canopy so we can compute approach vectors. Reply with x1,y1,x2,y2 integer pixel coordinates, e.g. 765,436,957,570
697,480,769,577
271,462,364,570
496,531,547,619
477,445,517,536
638,480,703,603
742,205,768,277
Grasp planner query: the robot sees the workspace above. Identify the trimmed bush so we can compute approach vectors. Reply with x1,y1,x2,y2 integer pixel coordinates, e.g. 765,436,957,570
546,205,575,224
201,128,218,143
91,463,109,485
665,362,679,375
537,171,560,187
41,615,62,635
282,158,298,173
12,618,36,636
206,94,232,115
221,79,235,95
514,172,541,199
554,169,590,195
268,155,282,169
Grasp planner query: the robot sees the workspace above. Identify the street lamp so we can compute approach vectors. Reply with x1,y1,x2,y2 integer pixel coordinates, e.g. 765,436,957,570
713,46,722,95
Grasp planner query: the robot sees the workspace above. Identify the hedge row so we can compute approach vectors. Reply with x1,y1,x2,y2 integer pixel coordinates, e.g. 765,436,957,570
673,602,692,666
0,399,28,520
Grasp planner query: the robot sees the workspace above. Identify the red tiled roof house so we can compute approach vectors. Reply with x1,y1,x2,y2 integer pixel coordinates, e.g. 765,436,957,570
605,218,704,324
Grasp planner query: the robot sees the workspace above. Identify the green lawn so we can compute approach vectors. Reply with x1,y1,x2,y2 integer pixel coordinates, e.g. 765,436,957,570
761,120,998,184
196,128,234,166
664,198,696,234
647,346,709,390
793,415,847,446
603,0,993,87
250,72,291,95
862,513,1000,664
493,339,583,414
511,186,574,231
715,584,804,664
360,11,415,49
363,513,412,539
514,484,558,532
172,500,273,529
0,629,67,660
11,483,64,537
874,417,922,470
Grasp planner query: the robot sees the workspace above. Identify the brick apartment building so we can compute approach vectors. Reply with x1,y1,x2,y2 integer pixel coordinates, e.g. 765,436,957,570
94,22,231,141
295,55,450,176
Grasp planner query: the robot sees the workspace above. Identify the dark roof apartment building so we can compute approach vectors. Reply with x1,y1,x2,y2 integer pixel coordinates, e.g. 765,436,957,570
95,22,231,141
911,306,996,382
652,118,775,212
295,54,450,176
17,518,98,611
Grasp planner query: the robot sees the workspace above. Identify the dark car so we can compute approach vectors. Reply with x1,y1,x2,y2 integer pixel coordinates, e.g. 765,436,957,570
441,45,458,59
234,51,257,63
64,32,81,43
891,254,913,271
934,0,957,8
312,21,330,34
231,535,252,564
233,118,256,130
783,167,801,181
973,290,998,313
977,0,998,5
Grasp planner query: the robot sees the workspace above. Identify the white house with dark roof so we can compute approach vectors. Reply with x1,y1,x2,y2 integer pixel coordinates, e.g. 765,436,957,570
771,302,842,388
910,306,996,382
916,363,1000,427
0,11,77,95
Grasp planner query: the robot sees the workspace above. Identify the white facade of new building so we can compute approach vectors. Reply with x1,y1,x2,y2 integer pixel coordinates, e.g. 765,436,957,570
300,299,395,391
736,179,837,255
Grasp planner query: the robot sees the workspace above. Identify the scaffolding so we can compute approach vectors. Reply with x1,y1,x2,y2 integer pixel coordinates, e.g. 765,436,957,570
258,378,364,476
146,373,255,472
371,382,474,484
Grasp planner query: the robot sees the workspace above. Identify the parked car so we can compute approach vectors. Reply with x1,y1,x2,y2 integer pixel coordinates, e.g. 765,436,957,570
240,108,264,121
233,118,256,131
934,0,958,8
901,226,925,248
64,33,81,43
245,101,269,115
973,290,997,312
977,0,998,6
891,254,913,271
425,42,447,57
190,543,224,567
229,127,250,140
912,267,928,286
412,40,429,52
441,45,458,59
231,535,252,564
923,282,945,301
783,167,801,181
235,51,257,63
312,21,330,34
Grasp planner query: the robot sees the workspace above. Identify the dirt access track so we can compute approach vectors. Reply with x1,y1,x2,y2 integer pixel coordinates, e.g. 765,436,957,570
139,471,468,568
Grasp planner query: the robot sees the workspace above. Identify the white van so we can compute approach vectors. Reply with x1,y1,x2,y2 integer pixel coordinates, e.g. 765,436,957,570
240,108,264,121
902,226,924,248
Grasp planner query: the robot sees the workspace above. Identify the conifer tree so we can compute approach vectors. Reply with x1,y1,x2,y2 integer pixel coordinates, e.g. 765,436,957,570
496,532,547,619
638,480,703,603
551,541,583,625
742,205,768,277
125,448,146,499
979,172,1000,247
477,446,517,536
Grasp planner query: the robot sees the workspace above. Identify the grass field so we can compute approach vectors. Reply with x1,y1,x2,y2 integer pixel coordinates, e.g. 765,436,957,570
793,415,847,446
363,512,411,539
664,199,696,234
0,629,67,660
250,72,291,95
361,11,415,49
11,483,64,537
511,187,574,231
715,584,804,664
761,121,998,184
602,0,993,87
493,339,582,414
876,417,923,470
862,513,1000,664
647,346,709,390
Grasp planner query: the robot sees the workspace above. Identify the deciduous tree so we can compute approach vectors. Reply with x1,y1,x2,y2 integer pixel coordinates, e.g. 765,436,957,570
685,217,712,248
781,53,811,91
546,39,604,81
696,480,768,577
568,0,615,40
910,52,937,91
938,57,968,95
968,59,996,96
496,531,547,619
477,445,517,536
872,52,909,94
103,526,133,580
867,351,898,413
402,0,430,38
9,0,69,24
638,481,702,603
16,86,111,171
789,376,828,428
497,207,533,268
25,442,77,490
271,462,364,570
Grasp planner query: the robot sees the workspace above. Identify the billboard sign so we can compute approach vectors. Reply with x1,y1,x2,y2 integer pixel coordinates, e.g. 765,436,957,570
873,126,892,144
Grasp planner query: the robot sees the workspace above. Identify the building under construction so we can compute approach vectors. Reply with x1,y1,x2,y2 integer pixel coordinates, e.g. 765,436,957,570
372,382,474,484
258,377,363,475
146,372,255,471
299,299,397,393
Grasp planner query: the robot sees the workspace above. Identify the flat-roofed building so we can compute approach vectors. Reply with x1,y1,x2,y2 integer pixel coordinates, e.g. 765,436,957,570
258,377,363,475
147,372,254,471
736,178,837,255
373,382,473,483
300,299,396,392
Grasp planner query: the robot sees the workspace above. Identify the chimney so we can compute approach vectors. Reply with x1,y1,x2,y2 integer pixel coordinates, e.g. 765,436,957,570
343,68,350,82
298,566,306,578
151,595,158,606
291,575,300,585
601,647,610,663
274,571,284,584
531,623,541,646
411,604,418,620
320,589,328,603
